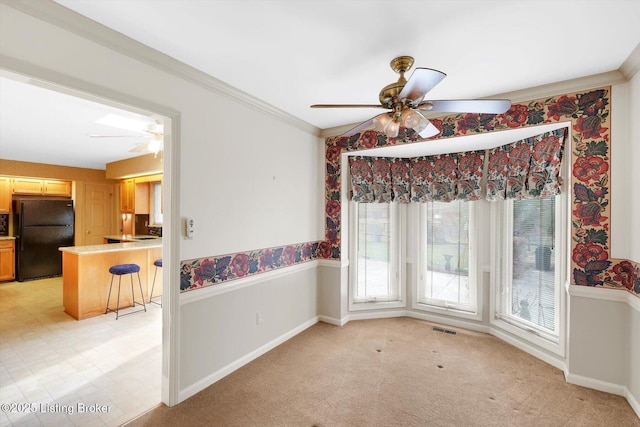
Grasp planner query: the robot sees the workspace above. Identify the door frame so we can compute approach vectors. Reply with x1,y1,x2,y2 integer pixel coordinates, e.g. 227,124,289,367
0,56,182,406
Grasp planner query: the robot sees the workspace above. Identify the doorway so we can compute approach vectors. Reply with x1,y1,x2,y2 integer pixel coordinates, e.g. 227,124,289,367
0,68,177,424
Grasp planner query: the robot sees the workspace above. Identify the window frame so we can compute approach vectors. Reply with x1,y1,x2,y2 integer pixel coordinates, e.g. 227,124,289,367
150,181,163,226
412,200,482,321
348,201,406,311
489,191,568,356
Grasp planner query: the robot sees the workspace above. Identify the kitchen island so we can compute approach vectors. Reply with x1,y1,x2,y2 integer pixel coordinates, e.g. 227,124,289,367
103,234,161,243
59,239,162,320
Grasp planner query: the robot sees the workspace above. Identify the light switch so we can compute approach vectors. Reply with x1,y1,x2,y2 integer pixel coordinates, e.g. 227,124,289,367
186,218,195,238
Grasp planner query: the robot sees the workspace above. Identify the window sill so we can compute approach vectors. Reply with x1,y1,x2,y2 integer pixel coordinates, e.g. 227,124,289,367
490,317,563,357
349,300,406,312
412,301,482,321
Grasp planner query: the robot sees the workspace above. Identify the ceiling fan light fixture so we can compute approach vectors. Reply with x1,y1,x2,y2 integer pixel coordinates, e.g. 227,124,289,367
373,113,392,132
413,117,431,135
147,138,162,156
402,109,427,129
385,119,400,138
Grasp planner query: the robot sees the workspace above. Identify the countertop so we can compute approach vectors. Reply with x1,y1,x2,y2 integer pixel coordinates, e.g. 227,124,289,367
59,238,161,255
0,236,16,240
103,234,161,242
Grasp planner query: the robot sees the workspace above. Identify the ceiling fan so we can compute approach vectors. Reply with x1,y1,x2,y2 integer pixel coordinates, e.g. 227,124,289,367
90,119,164,155
311,56,511,138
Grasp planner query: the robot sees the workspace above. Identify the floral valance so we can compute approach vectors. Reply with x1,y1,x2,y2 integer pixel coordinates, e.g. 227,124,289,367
349,150,485,203
410,151,485,202
349,157,410,203
349,128,566,203
486,128,567,201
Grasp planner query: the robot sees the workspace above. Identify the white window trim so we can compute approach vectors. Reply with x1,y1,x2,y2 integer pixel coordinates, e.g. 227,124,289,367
348,201,406,312
411,201,482,321
489,166,569,358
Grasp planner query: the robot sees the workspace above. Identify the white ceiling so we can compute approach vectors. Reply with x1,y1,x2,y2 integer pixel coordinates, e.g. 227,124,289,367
1,0,639,169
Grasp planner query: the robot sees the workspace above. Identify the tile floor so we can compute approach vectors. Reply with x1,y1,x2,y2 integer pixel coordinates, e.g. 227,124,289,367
0,277,162,426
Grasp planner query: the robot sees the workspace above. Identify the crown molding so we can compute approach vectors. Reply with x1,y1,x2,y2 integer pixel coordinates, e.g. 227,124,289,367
620,42,640,81
1,0,321,137
491,70,625,104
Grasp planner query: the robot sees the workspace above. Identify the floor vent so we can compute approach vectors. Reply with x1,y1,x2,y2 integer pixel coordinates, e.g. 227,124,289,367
432,326,457,335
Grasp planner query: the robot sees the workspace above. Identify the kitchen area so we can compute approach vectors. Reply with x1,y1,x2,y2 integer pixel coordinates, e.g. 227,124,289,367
0,73,168,425
0,156,164,321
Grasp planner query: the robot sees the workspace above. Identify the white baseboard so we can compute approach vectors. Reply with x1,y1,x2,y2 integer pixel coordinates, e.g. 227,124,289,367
626,387,640,419
565,372,627,396
565,373,640,419
343,309,407,323
178,316,319,403
317,314,345,326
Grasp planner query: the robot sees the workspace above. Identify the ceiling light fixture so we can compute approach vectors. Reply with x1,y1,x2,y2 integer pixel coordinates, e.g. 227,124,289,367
147,135,163,157
372,106,431,138
96,114,152,133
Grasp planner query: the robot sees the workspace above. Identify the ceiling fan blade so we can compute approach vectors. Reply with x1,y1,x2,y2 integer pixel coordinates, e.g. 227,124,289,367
89,134,143,138
311,104,385,109
342,116,379,137
420,99,511,114
129,141,150,153
418,121,441,138
397,68,447,105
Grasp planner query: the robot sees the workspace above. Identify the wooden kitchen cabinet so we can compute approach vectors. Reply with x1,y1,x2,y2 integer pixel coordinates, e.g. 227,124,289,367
12,177,43,195
0,177,11,213
0,239,15,282
120,179,135,213
135,182,150,214
11,178,72,197
44,180,72,197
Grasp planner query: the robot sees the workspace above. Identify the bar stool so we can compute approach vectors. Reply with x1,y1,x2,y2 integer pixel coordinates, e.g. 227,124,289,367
149,259,162,307
105,263,147,319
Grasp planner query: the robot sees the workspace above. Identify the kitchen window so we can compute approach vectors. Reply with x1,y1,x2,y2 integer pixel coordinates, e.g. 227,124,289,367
150,181,163,226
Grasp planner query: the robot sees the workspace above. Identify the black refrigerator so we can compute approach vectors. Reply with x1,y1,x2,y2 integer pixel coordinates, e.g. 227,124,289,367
13,199,75,281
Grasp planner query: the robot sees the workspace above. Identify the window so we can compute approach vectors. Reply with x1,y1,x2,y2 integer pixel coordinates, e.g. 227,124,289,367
150,181,163,225
493,196,563,345
416,201,478,315
349,202,403,309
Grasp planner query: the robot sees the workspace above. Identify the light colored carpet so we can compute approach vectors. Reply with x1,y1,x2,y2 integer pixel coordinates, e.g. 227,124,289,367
125,317,639,426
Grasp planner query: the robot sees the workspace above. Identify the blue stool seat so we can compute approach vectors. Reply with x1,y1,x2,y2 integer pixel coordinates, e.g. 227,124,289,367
149,259,162,307
105,263,146,319
109,264,141,275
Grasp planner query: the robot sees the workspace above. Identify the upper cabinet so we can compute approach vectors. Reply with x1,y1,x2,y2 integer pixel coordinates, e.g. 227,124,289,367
119,174,161,216
0,177,72,213
43,180,72,197
134,182,150,214
0,177,11,213
11,178,43,195
11,177,72,197
120,179,135,214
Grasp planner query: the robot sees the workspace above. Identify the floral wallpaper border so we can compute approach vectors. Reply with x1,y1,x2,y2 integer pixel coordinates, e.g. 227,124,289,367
180,241,320,292
322,87,639,297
